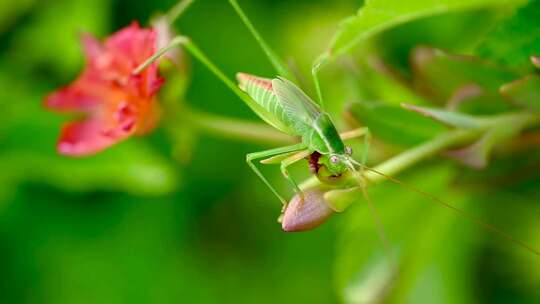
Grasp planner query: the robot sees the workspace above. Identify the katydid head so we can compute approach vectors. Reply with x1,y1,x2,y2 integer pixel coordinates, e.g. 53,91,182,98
315,146,356,184
324,153,349,175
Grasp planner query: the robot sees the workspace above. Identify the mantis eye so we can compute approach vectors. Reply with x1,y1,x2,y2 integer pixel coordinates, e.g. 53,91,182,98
330,155,340,164
345,146,353,155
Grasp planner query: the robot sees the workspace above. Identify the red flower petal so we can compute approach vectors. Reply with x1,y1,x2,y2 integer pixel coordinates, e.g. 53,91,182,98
81,33,104,62
57,118,132,156
45,22,164,156
45,85,99,112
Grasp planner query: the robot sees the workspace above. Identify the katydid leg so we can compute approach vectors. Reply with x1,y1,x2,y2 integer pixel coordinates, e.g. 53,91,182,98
338,127,371,167
360,128,372,166
339,127,369,141
228,0,294,81
246,143,306,205
279,150,311,198
260,150,300,165
311,54,329,109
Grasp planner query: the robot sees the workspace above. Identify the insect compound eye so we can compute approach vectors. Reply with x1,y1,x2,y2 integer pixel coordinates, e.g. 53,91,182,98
345,146,353,155
330,155,340,164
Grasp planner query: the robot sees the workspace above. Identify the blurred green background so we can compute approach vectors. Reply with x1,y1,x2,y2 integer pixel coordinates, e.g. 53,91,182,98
0,0,539,303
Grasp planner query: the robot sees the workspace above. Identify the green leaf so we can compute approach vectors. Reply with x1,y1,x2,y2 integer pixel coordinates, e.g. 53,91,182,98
476,0,540,69
0,0,35,33
0,142,180,196
401,103,482,129
500,74,540,111
411,47,518,114
8,0,110,76
447,124,524,168
373,9,504,73
347,102,445,146
326,0,517,59
336,165,476,303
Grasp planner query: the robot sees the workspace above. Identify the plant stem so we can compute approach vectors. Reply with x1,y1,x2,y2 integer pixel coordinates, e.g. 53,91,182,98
167,0,195,24
134,36,190,74
300,111,540,190
185,109,293,145
365,130,477,183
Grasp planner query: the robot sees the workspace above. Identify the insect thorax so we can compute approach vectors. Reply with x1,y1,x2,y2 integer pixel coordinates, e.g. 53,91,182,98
303,113,345,154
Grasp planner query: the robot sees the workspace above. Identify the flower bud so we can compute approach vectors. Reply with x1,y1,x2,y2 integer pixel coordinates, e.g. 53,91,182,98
281,188,334,232
531,55,540,69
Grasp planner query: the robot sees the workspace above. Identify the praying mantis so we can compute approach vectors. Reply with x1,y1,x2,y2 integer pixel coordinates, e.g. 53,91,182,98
134,0,540,258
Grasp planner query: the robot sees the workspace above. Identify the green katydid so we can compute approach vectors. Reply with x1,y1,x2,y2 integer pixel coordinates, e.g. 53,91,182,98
134,0,540,258
237,72,368,206
136,1,371,209
138,39,373,211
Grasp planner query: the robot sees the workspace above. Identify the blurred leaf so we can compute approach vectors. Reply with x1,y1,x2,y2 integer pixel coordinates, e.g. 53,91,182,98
0,0,35,33
447,126,519,169
336,165,476,304
401,103,482,129
374,9,504,73
348,102,445,146
0,142,180,196
326,0,517,59
411,47,517,113
8,0,110,75
500,74,540,111
341,57,428,108
476,0,540,70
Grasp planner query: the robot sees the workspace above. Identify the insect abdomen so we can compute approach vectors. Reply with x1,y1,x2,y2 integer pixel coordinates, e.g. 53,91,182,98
237,73,297,134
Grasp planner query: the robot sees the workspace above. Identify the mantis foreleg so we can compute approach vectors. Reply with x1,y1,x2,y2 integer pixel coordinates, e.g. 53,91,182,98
246,143,307,205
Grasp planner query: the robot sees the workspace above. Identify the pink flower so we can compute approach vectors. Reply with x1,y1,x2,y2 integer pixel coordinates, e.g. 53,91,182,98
45,22,164,156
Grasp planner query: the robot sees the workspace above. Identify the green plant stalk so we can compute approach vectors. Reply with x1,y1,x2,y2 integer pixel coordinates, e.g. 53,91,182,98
166,0,195,24
300,129,478,191
185,109,294,145
299,111,540,194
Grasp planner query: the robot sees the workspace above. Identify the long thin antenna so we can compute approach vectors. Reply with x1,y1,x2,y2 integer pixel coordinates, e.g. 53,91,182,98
349,155,397,278
361,165,540,257
228,0,295,81
360,185,398,276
